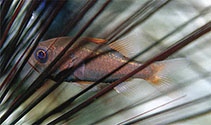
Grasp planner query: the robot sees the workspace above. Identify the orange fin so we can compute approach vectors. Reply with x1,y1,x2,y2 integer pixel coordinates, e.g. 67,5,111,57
82,37,108,44
145,58,189,97
114,58,189,97
76,81,94,84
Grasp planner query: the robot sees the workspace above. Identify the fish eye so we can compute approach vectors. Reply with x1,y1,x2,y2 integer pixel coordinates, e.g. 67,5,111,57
34,48,48,63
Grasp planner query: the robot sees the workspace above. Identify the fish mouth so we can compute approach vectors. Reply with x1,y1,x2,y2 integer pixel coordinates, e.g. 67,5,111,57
27,61,40,73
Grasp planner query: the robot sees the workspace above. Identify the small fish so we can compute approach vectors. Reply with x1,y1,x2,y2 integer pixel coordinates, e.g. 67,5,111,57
28,36,187,92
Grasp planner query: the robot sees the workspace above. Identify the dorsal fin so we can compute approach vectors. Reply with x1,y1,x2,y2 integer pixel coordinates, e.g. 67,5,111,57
109,33,140,58
82,37,108,44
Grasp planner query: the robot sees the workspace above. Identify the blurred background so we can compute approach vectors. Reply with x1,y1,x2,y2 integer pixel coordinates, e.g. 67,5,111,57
0,0,211,124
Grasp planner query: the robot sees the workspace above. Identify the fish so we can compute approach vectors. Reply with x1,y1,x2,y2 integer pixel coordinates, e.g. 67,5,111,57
28,36,187,92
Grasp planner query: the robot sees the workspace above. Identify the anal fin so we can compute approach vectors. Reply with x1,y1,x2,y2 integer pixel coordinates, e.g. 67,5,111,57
114,81,138,96
76,81,94,84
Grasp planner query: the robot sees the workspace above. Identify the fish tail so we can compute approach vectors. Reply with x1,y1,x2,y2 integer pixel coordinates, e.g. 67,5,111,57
114,58,189,97
144,58,189,96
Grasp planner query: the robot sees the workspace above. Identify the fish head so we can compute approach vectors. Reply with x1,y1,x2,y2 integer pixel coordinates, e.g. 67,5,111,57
28,37,74,73
28,37,104,75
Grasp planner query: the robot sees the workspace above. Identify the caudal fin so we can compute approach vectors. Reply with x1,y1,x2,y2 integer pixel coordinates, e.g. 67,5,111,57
145,58,189,96
114,58,189,97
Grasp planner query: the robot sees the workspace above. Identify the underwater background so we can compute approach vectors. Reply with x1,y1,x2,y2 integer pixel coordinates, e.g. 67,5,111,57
0,0,211,124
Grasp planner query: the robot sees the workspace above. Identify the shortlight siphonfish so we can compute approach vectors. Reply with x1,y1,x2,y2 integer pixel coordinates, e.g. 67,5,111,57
28,36,187,92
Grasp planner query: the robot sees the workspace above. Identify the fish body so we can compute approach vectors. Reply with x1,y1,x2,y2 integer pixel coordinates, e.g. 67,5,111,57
65,46,152,83
29,37,155,82
29,37,185,91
